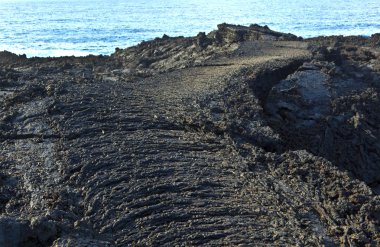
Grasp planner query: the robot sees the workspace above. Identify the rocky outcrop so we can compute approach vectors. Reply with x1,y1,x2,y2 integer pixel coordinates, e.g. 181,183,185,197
0,51,27,66
210,23,301,44
111,24,301,78
0,25,379,246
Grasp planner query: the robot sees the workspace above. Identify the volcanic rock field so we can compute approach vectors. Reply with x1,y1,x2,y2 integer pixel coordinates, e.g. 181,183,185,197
0,24,380,246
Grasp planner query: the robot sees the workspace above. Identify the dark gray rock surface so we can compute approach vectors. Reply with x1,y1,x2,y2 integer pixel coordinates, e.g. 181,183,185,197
0,24,379,246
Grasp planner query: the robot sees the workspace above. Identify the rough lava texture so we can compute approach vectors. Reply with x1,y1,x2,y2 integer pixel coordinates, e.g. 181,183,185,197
0,24,379,246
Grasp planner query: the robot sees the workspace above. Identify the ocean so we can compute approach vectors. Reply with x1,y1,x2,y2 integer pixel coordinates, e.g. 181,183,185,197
0,0,379,57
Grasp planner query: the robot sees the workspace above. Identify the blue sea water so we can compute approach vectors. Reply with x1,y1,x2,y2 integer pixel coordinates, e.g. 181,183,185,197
0,0,379,57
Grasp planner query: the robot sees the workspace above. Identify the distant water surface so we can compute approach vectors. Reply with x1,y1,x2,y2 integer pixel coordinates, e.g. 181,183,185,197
0,0,379,57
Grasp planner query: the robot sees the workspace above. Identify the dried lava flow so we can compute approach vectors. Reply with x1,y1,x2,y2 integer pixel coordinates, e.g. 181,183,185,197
0,24,379,246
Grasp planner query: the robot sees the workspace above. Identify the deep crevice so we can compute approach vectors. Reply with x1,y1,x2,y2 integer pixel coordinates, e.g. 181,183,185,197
259,54,380,191
247,59,306,107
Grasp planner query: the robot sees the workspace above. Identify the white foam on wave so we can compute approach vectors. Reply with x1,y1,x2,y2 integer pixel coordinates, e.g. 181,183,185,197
0,45,97,58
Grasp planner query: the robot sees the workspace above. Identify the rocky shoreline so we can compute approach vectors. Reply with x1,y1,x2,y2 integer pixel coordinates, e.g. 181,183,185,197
0,24,379,246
